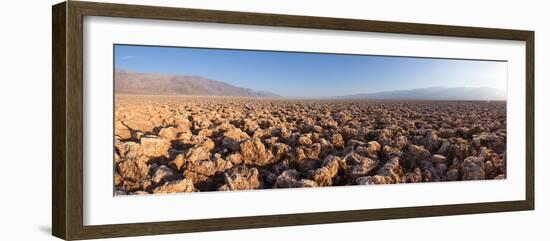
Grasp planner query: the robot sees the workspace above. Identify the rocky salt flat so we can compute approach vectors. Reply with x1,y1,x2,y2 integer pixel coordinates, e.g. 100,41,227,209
114,95,506,195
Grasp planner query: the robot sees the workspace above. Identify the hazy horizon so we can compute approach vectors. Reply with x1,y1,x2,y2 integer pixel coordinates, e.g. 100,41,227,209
115,44,507,98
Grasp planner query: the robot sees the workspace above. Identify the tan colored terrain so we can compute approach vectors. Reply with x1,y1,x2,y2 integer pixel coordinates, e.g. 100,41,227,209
114,95,506,195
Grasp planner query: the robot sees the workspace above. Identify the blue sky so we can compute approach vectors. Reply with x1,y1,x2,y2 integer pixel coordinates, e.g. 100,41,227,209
115,44,507,98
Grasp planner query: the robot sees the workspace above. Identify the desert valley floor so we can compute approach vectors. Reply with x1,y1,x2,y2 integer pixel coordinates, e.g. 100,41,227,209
114,95,507,195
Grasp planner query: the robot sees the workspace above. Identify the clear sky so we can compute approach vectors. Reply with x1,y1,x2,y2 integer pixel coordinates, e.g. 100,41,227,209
114,44,507,98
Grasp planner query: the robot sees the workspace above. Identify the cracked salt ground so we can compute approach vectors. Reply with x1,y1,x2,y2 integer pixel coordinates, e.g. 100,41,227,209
114,95,506,195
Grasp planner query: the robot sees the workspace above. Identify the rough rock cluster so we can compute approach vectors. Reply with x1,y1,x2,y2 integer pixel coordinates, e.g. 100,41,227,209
114,95,506,195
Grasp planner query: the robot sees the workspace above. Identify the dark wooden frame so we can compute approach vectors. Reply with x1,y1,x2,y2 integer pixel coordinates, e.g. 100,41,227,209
52,1,535,240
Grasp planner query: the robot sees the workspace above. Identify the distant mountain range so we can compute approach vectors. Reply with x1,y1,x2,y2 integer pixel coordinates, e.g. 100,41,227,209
333,87,506,101
115,70,280,98
115,70,505,100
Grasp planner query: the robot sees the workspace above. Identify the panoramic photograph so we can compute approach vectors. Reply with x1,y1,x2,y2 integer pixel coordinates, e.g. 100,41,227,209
113,44,507,195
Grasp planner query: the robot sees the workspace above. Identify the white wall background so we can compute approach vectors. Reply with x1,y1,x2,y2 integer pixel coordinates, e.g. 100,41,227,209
0,0,547,240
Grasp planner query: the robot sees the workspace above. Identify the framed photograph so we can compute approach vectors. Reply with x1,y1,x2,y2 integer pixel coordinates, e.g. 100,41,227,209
52,1,534,240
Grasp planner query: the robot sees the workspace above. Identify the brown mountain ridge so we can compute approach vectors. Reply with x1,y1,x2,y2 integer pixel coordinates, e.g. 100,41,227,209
115,69,279,98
